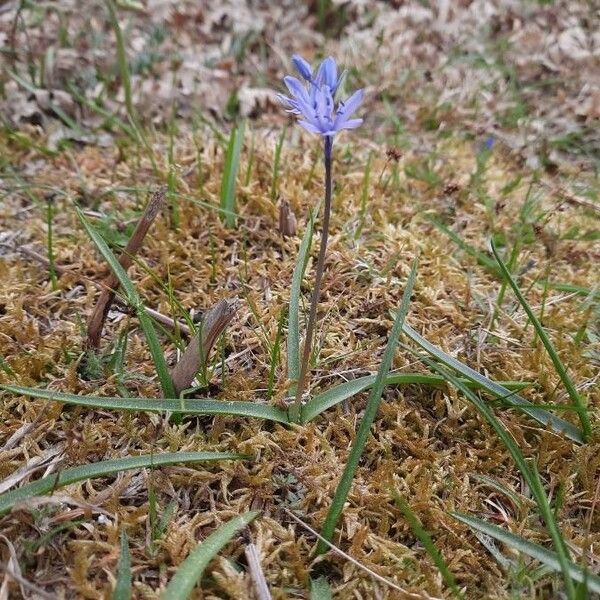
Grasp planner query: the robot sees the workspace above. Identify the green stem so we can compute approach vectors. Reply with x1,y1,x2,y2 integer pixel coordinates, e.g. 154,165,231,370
46,197,57,290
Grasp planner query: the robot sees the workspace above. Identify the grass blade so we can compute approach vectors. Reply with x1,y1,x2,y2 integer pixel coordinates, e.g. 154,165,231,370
220,120,246,228
402,324,583,444
46,198,58,290
310,576,333,600
105,0,134,121
426,215,500,274
287,210,316,399
316,259,417,553
0,385,290,424
391,491,464,598
355,151,372,239
302,372,530,423
490,240,591,440
542,281,600,301
0,452,246,515
270,127,286,201
66,80,138,141
451,513,600,594
162,512,259,599
76,207,176,398
267,307,287,400
470,474,533,513
113,530,132,600
421,360,576,598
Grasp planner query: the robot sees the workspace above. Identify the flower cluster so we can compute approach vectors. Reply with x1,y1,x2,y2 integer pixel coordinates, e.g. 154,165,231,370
277,55,364,138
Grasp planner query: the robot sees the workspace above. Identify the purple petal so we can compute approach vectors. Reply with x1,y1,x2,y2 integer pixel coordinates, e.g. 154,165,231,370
334,69,347,94
334,89,364,128
284,76,310,103
314,57,337,90
339,118,363,130
276,93,295,109
339,89,364,117
292,55,312,81
284,76,316,122
276,94,301,116
323,85,334,119
324,59,337,87
314,87,330,130
297,120,322,135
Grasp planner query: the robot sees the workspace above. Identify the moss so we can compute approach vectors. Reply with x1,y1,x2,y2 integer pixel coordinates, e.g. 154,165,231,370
0,127,598,599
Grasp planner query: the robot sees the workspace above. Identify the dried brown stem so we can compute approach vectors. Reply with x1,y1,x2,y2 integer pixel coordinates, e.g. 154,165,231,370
170,299,238,395
141,305,192,337
244,542,272,600
86,188,165,350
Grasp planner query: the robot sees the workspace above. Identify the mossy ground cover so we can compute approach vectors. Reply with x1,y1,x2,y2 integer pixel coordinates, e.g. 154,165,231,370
0,1,599,598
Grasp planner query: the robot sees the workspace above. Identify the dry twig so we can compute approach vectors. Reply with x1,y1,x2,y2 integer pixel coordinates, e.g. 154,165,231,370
86,188,165,349
244,541,272,600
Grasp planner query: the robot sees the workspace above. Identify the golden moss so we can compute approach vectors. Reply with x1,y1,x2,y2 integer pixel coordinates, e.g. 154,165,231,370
0,127,598,599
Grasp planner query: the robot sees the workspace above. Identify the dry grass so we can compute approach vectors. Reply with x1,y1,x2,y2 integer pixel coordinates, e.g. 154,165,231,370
0,121,598,599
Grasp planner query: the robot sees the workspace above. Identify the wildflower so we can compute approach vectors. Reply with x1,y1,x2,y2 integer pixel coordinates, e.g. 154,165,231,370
483,136,495,150
277,54,364,421
277,55,364,139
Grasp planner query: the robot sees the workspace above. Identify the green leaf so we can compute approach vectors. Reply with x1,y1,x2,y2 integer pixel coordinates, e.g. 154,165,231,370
0,452,246,515
0,385,290,424
491,240,591,441
267,306,287,400
105,0,133,120
220,120,246,228
162,512,259,599
316,259,417,553
422,361,576,599
541,281,600,301
451,513,600,594
310,576,333,600
76,206,176,398
288,209,316,398
401,324,583,444
392,491,464,598
113,530,132,600
302,372,531,423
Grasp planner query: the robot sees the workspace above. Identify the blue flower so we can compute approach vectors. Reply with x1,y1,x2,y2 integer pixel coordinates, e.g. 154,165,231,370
291,54,312,82
483,136,495,151
277,55,363,138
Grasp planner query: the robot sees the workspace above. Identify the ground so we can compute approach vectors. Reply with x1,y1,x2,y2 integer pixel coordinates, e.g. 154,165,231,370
0,1,599,599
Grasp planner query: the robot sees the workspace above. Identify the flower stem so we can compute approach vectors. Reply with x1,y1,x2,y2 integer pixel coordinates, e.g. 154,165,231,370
292,137,333,422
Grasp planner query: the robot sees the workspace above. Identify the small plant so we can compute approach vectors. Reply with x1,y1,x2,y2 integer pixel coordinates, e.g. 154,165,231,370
277,54,364,420
220,120,246,228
